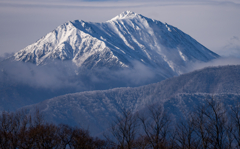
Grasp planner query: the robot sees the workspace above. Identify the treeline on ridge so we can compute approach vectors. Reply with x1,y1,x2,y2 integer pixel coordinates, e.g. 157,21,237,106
1,98,240,149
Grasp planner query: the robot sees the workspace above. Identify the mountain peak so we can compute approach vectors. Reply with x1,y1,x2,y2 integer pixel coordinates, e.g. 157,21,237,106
13,11,219,75
110,11,138,21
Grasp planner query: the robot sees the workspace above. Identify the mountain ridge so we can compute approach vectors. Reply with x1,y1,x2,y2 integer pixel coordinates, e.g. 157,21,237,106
21,65,240,136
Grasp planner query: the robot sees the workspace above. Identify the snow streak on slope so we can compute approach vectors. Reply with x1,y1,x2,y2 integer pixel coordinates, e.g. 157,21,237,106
13,11,219,77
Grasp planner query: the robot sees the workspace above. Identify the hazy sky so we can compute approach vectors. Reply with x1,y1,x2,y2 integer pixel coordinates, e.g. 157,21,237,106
0,0,240,57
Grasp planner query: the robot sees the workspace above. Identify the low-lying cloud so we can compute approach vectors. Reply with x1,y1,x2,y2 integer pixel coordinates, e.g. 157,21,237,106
0,58,160,92
2,52,240,92
188,56,240,73
0,60,79,89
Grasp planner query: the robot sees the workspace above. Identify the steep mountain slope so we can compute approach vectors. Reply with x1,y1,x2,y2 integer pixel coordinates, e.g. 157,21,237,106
13,11,218,77
22,65,240,136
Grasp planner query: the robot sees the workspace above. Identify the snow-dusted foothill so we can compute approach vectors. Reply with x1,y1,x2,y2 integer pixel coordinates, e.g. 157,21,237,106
22,65,240,136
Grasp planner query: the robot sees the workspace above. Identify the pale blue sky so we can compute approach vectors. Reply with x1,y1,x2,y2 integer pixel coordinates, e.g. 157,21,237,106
0,0,239,57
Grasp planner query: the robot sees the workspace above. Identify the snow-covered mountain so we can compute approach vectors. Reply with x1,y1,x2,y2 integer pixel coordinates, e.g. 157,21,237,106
22,65,240,136
0,11,221,114
13,11,218,77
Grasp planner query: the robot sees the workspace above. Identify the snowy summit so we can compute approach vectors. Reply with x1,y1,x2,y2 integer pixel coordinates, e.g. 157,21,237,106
110,10,138,21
